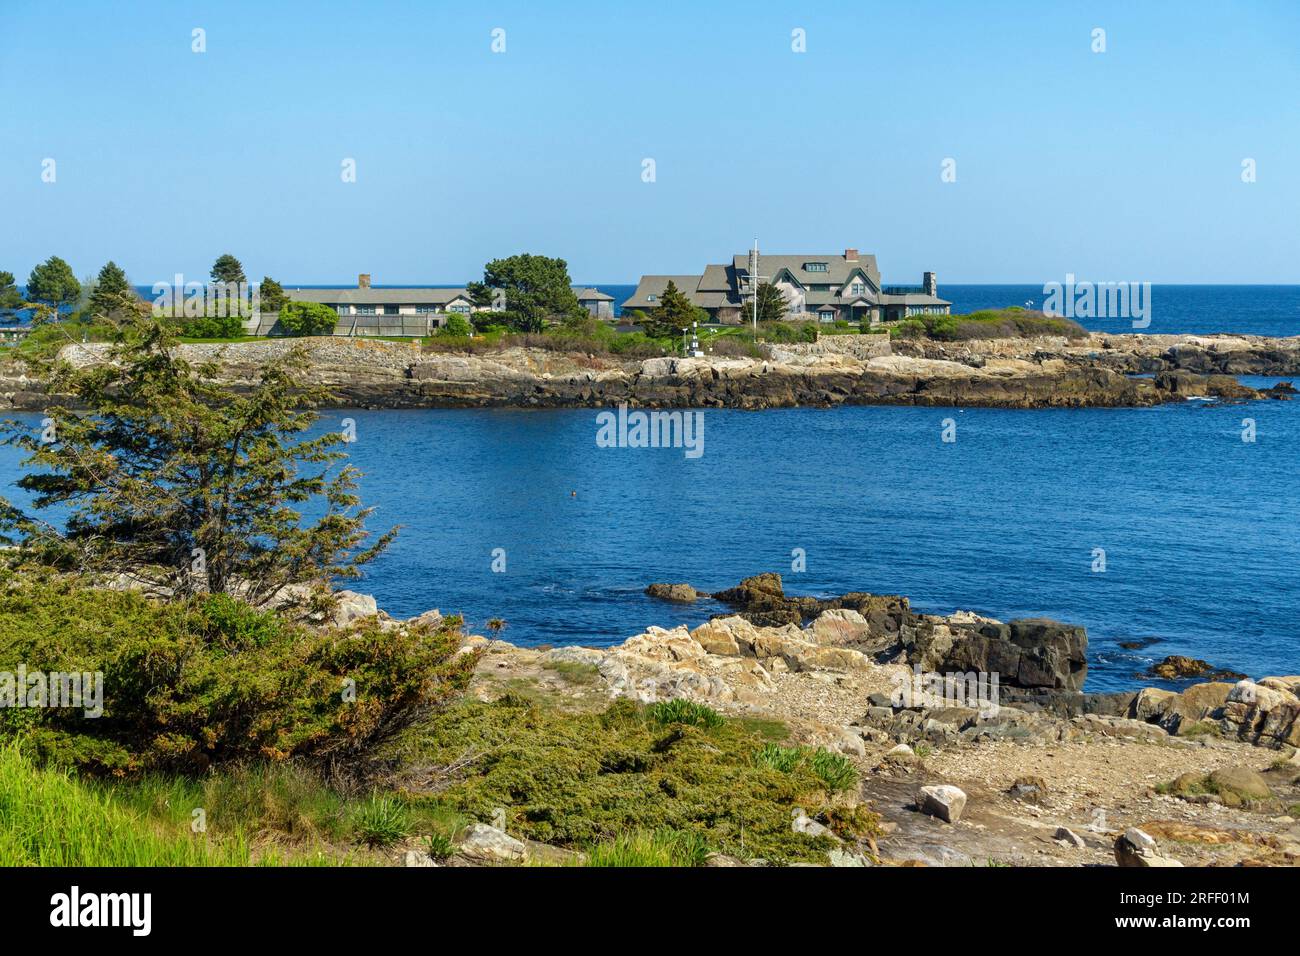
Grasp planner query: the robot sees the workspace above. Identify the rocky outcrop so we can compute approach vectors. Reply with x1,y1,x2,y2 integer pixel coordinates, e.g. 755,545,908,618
1131,677,1300,749
1148,655,1245,681
4,333,1294,411
644,583,698,603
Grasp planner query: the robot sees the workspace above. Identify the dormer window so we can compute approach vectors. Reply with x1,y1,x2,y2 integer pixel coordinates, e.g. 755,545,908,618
804,262,829,272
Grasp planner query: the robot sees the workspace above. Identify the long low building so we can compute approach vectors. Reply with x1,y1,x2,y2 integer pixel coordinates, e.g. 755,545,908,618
622,248,950,325
249,275,615,335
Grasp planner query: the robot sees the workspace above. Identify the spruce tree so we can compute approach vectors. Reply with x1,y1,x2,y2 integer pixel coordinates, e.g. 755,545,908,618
0,315,394,603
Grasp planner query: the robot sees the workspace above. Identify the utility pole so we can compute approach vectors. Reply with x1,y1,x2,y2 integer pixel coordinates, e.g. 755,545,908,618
747,237,768,334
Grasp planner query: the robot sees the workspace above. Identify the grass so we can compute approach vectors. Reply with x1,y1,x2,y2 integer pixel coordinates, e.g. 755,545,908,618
585,829,711,867
541,659,601,685
753,744,859,793
351,796,412,848
646,698,725,729
0,742,254,866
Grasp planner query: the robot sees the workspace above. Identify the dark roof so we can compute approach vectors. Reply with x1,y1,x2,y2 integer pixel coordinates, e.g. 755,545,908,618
286,287,472,305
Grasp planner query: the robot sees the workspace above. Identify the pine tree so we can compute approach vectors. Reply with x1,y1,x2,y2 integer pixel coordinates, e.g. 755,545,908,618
0,271,23,311
26,256,81,309
0,315,395,604
642,280,700,339
753,282,789,324
259,276,288,314
87,261,138,318
210,253,247,287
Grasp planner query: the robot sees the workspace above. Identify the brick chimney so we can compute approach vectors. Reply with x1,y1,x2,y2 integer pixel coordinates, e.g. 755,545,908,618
358,273,371,289
923,272,937,296
844,248,858,262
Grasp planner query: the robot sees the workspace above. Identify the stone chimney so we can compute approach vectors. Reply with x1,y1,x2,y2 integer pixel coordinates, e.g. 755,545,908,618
923,272,937,296
844,248,858,262
358,273,371,289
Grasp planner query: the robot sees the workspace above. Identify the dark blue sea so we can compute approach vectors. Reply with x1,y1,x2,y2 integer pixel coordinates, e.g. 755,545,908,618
2,381,1296,694
3,285,1297,692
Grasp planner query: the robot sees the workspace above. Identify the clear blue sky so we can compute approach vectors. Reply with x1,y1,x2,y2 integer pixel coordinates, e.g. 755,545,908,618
2,0,1298,285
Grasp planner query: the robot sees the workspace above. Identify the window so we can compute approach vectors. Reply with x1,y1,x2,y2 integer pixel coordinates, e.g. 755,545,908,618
334,304,349,315
356,305,376,315
851,282,865,296
804,262,828,272
449,304,471,314
647,294,657,302
383,304,399,315
415,304,439,314
818,310,835,323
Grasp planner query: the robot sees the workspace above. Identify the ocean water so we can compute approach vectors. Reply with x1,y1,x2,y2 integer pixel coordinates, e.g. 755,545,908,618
2,387,1295,694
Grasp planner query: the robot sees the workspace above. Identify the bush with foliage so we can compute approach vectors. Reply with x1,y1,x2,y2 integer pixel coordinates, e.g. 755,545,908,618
0,316,394,603
888,308,1086,341
438,313,473,337
0,573,478,776
278,300,339,337
399,695,877,864
180,313,245,338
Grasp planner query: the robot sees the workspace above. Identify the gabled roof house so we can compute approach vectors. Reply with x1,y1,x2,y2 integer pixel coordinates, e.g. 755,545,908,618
622,249,950,325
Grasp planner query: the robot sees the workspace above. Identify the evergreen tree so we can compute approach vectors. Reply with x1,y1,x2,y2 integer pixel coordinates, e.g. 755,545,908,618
642,280,700,339
26,256,81,309
753,282,789,324
0,271,23,311
210,253,247,287
466,253,582,332
0,316,394,603
259,276,288,314
87,261,138,318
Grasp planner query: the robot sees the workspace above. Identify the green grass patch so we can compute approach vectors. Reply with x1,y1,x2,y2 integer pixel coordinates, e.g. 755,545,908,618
0,742,253,866
646,698,725,729
541,660,601,685
585,828,711,867
754,744,858,793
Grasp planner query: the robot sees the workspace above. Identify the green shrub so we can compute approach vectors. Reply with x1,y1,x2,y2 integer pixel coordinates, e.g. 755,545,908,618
0,573,479,776
646,698,724,729
889,318,927,339
181,313,245,338
439,313,473,337
401,696,871,864
278,300,339,336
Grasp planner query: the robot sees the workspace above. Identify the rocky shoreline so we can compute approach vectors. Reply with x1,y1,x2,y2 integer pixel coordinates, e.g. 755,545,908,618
334,573,1300,867
3,331,1298,410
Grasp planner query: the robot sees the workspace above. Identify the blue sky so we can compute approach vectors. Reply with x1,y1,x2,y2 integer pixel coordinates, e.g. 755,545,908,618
2,0,1298,285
